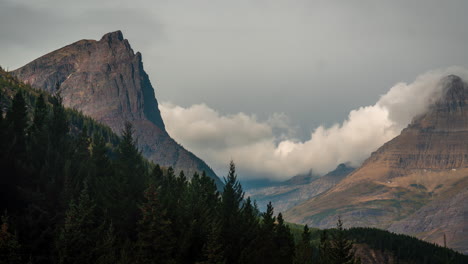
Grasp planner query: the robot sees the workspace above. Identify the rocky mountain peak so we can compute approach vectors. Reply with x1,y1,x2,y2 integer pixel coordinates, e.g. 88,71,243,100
100,30,124,42
12,31,222,187
325,163,355,177
437,74,466,109
98,30,134,56
411,75,468,132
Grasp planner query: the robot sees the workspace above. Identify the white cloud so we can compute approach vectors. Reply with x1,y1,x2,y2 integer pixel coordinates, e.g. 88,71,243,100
160,67,468,180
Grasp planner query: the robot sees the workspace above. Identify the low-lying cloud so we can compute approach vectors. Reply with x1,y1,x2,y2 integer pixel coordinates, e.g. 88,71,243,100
160,67,468,180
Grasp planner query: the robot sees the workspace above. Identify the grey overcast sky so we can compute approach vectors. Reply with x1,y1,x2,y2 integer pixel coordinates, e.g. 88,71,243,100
2,0,468,178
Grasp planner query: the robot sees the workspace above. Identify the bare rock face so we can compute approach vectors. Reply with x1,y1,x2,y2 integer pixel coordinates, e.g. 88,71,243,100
12,31,222,187
285,75,468,253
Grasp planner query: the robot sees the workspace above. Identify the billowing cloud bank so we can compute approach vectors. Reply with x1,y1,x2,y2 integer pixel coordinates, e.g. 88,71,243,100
160,67,468,180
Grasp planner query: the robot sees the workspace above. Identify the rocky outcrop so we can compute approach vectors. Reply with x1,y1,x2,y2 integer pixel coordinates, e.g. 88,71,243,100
12,31,222,187
284,75,468,253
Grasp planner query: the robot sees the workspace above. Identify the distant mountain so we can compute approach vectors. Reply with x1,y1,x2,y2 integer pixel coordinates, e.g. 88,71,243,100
12,31,222,187
285,75,468,254
245,164,354,212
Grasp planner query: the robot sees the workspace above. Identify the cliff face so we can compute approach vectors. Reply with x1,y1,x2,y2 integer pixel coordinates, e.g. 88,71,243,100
12,31,222,187
285,75,468,253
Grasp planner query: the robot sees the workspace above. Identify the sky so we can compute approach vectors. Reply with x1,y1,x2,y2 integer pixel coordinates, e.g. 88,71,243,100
2,0,468,179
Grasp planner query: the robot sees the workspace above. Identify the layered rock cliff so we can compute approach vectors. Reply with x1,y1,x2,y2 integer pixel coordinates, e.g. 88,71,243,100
12,31,222,187
285,75,468,253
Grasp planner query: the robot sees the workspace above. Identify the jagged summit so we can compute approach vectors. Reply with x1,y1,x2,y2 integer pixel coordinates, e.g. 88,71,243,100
12,31,222,187
100,30,125,42
14,31,164,130
412,74,468,132
441,74,464,93
437,74,466,110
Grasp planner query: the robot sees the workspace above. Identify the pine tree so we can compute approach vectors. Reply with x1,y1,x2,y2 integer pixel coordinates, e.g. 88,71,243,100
294,225,313,264
0,102,10,211
178,170,187,186
118,241,134,264
0,213,21,264
91,135,111,171
48,94,70,205
89,135,113,206
150,164,164,186
116,122,145,189
254,201,277,264
319,230,332,264
117,122,142,169
274,213,295,264
57,183,97,264
113,122,146,238
5,91,28,159
220,161,244,264
328,217,359,264
29,93,49,171
50,94,69,145
241,197,259,229
95,222,117,264
6,92,27,140
262,202,276,232
74,126,91,161
136,184,174,264
31,94,48,132
0,102,4,157
221,161,244,219
69,126,91,198
2,92,29,212
156,166,182,247
238,197,260,264
199,225,225,264
198,171,220,207
0,98,4,150
178,172,221,263
174,170,188,243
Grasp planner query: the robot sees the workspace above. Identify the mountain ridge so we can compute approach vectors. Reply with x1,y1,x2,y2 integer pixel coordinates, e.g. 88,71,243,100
245,163,355,212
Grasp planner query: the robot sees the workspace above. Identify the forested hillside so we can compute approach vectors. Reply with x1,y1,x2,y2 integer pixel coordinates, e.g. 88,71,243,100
0,68,301,264
0,67,466,264
298,227,468,264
